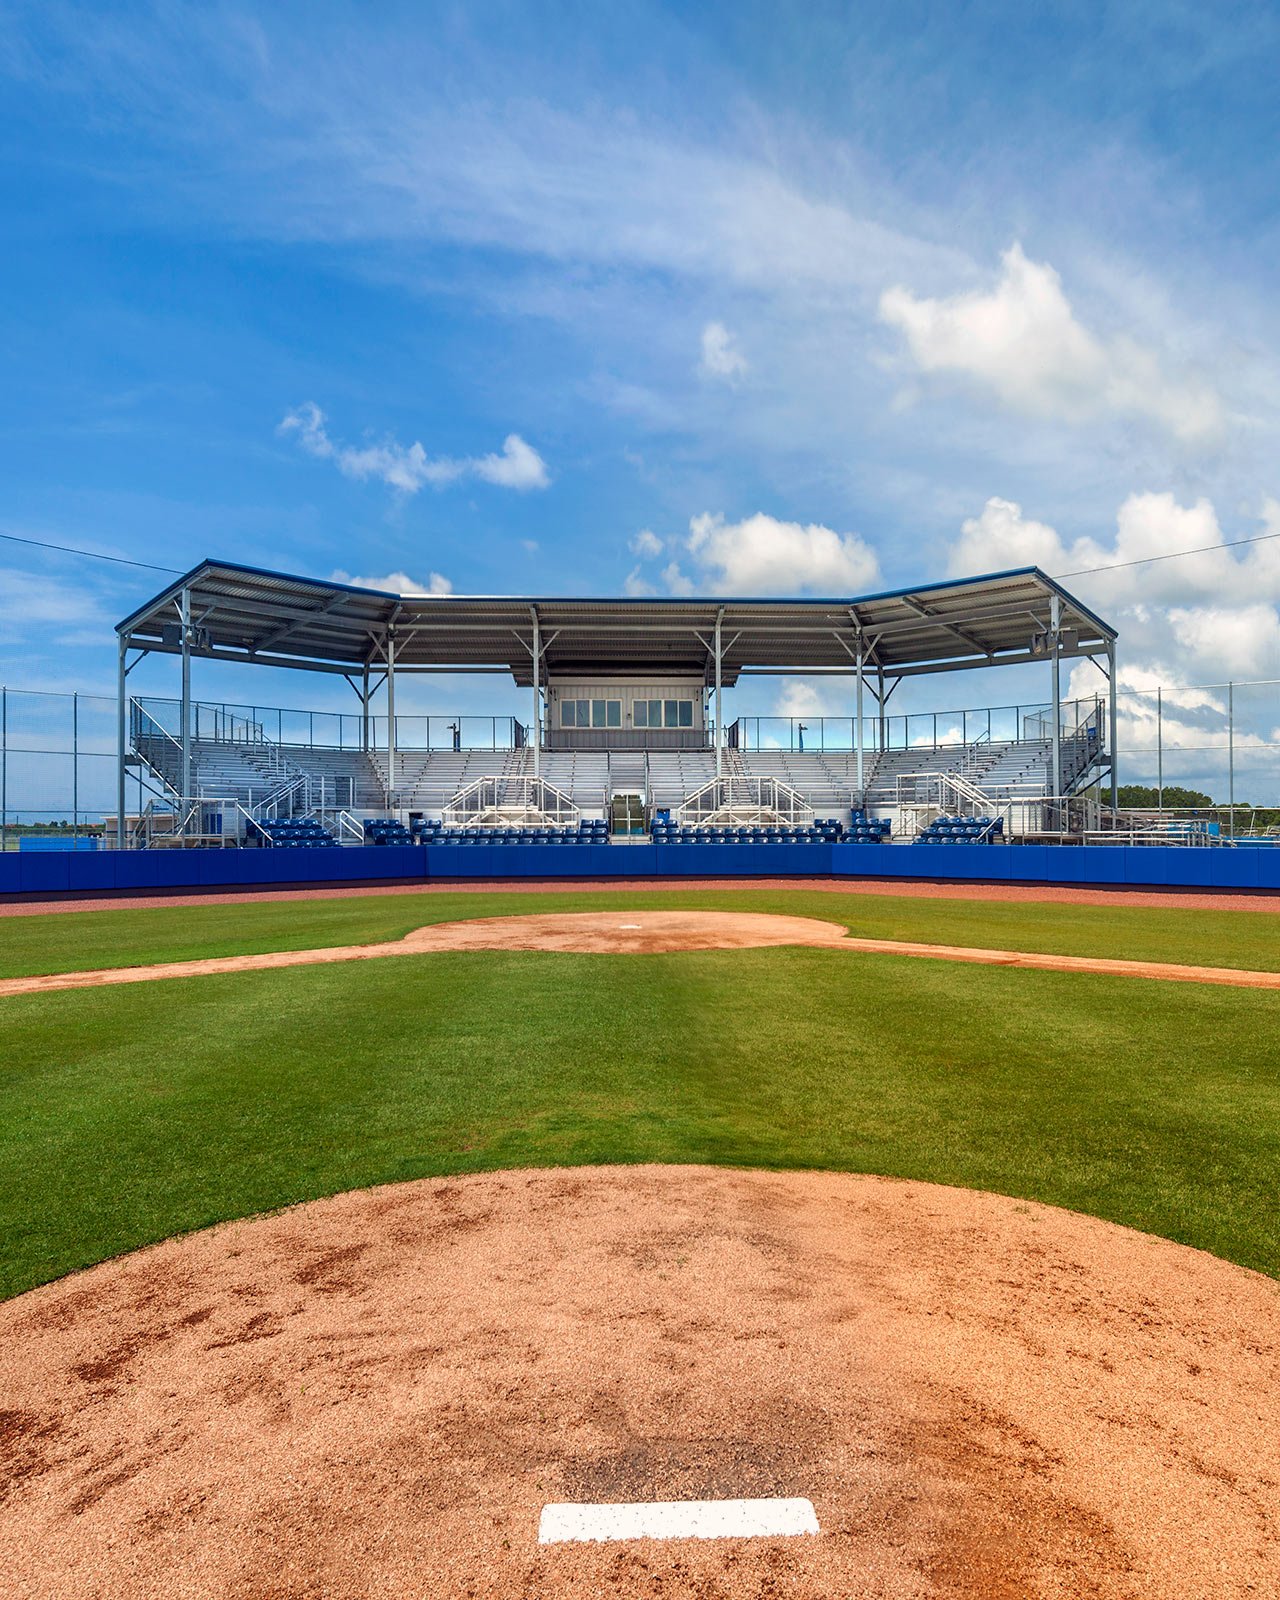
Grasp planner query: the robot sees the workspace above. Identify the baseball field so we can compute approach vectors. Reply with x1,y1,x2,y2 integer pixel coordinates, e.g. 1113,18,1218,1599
2,880,1278,1598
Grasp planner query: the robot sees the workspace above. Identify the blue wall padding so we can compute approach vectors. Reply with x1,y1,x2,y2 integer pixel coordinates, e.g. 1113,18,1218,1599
1,841,1278,897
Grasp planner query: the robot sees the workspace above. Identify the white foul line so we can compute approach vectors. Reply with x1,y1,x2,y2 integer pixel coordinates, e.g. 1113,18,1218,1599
538,1497,820,1545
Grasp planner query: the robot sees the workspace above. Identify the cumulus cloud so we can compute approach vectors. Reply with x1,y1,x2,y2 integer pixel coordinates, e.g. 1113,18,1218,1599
775,681,834,719
698,321,748,382
683,511,880,594
950,491,1280,607
630,528,664,558
280,403,549,494
950,492,1280,717
332,567,453,595
661,561,695,597
880,244,1224,442
623,565,656,597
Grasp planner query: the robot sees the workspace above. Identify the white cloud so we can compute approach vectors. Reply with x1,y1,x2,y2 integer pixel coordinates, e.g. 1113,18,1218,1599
661,560,695,597
951,493,1280,718
1167,604,1280,679
0,568,110,630
682,511,880,594
880,244,1224,443
623,565,656,597
776,681,833,719
950,491,1280,607
630,528,664,558
698,321,748,382
471,434,551,490
332,567,453,595
280,404,549,494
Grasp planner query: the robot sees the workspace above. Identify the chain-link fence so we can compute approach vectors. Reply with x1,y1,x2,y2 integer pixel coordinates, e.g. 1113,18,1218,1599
1,680,1277,849
0,689,141,849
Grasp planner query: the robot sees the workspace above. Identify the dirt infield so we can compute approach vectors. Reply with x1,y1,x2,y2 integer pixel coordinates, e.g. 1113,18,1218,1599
2,1166,1276,1598
4,873,1280,918
3,909,1280,998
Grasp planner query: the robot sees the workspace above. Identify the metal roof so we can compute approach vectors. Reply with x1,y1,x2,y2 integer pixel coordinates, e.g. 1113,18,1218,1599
118,559,1115,684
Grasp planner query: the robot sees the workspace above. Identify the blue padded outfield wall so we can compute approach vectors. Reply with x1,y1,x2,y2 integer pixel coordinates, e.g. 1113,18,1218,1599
1,841,1279,897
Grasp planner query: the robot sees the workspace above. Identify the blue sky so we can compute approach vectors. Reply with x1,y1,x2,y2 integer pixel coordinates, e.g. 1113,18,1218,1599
1,0,1278,779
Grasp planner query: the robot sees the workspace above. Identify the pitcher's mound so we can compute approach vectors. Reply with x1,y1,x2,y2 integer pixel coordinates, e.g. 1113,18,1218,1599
404,909,851,953
3,1166,1277,1599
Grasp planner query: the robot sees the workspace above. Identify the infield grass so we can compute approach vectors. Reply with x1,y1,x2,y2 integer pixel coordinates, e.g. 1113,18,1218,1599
1,884,1279,977
2,897,1278,1297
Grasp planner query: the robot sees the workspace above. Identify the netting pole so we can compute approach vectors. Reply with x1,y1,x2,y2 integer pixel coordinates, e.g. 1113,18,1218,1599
1156,687,1163,809
1228,681,1235,837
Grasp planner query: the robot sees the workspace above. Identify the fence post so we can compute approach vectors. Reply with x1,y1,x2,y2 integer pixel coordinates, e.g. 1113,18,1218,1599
72,691,79,843
1156,687,1162,809
1228,681,1235,837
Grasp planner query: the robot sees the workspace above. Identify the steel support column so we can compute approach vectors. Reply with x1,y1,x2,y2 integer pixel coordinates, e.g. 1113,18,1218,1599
531,607,541,778
1108,641,1118,811
179,587,192,810
116,636,127,848
1049,593,1062,797
855,639,865,796
714,608,724,779
386,631,397,802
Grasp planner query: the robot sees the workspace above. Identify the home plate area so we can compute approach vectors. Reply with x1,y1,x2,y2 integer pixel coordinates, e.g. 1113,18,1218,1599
2,1166,1277,1599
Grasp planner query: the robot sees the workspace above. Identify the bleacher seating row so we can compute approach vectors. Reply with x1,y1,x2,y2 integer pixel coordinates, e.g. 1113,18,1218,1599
363,817,415,846
848,808,892,844
914,814,1004,845
252,818,340,848
649,816,853,845
363,817,614,846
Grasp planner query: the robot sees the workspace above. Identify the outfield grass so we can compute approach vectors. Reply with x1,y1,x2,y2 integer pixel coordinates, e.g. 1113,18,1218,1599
2,924,1278,1298
1,884,1279,978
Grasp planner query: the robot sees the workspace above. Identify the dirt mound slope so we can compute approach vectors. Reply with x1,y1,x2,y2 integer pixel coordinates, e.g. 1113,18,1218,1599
2,1165,1276,1598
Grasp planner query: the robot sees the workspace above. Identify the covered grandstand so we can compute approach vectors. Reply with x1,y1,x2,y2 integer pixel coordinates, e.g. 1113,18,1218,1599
112,560,1119,851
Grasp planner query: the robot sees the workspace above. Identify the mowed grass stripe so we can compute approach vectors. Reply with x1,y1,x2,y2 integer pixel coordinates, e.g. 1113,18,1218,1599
1,946,1277,1298
1,886,1278,978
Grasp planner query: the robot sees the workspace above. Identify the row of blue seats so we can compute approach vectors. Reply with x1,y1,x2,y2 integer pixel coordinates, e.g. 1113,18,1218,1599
417,822,610,844
363,817,414,846
254,819,339,848
423,833,601,846
915,814,1004,845
649,832,838,844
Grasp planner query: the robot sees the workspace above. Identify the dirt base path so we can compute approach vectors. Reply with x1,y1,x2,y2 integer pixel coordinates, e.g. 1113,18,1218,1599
3,909,1280,998
5,874,1280,918
2,1166,1276,1599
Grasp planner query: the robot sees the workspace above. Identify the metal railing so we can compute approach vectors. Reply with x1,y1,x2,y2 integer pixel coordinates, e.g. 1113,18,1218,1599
441,774,580,828
677,775,814,828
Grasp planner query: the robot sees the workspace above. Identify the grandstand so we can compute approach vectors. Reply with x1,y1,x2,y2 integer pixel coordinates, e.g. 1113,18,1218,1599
113,560,1118,850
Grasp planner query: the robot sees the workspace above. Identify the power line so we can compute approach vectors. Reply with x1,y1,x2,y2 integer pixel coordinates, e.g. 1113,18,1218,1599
1055,528,1280,579
0,530,182,575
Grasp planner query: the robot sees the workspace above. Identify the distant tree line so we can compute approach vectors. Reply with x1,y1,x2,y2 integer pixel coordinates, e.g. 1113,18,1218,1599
1117,786,1279,828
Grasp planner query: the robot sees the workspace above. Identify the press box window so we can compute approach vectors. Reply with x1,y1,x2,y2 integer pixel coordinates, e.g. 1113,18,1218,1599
634,699,693,728
562,698,620,728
